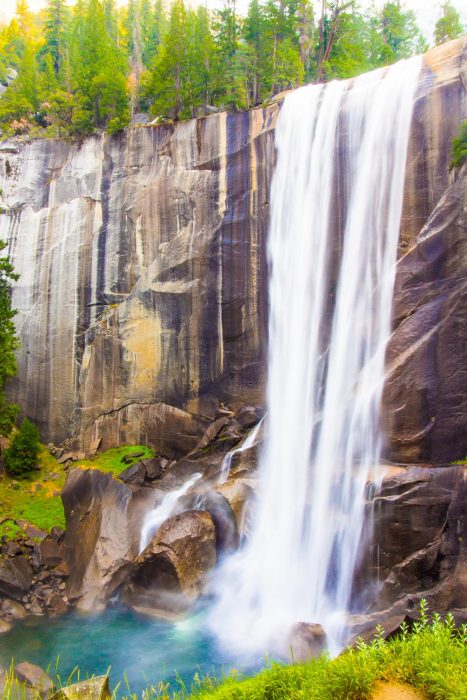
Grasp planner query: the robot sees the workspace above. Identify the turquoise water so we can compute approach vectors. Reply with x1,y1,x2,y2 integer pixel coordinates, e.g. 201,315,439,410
0,606,260,696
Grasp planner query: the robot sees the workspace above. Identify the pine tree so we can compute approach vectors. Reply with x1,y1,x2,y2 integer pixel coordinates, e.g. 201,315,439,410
434,2,464,45
42,0,68,77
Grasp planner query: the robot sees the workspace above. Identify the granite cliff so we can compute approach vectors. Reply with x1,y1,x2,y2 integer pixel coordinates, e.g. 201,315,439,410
0,38,465,465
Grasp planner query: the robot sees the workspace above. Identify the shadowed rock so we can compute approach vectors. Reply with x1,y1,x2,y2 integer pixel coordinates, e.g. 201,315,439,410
122,509,216,615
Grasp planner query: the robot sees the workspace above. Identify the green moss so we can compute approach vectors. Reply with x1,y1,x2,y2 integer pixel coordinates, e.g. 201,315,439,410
0,444,154,540
76,445,155,477
451,121,467,169
0,445,66,539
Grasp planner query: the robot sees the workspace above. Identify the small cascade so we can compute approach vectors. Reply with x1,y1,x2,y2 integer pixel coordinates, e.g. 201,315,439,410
219,417,265,484
208,56,421,656
139,473,202,552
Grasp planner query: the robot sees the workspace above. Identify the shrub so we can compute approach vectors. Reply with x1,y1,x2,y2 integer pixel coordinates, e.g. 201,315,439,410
4,418,41,478
451,121,467,169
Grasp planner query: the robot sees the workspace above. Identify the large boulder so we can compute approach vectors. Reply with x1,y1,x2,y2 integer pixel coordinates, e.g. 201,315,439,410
122,509,216,616
61,468,154,611
0,556,32,601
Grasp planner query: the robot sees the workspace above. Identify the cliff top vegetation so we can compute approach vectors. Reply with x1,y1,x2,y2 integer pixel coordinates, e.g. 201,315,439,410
0,0,464,139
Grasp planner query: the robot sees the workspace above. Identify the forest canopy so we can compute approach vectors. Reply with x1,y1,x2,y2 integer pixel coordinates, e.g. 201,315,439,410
0,0,464,137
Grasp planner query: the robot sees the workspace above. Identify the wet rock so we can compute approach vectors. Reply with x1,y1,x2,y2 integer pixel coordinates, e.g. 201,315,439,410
202,491,238,552
123,510,216,615
118,461,147,486
0,557,33,600
354,465,466,615
61,468,154,611
0,620,12,634
48,595,68,616
384,159,467,463
215,478,255,536
195,417,231,451
1,598,27,620
144,457,165,481
288,622,326,660
14,662,53,695
50,675,111,699
235,406,263,430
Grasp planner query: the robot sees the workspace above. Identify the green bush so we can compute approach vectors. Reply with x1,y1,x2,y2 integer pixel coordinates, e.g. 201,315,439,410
4,418,41,479
451,121,467,169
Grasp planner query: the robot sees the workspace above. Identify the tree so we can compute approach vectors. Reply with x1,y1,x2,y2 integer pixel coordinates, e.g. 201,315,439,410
378,2,427,65
69,0,130,134
434,2,464,45
4,418,41,478
0,240,19,438
42,0,68,77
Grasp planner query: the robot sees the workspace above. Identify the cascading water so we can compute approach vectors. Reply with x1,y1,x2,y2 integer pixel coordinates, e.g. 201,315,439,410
139,473,202,552
208,56,421,656
219,417,265,483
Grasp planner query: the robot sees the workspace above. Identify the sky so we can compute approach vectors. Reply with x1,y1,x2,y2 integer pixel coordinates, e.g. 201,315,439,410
0,0,466,43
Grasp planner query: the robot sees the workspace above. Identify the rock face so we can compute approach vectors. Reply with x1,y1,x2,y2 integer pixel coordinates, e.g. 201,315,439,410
353,465,466,617
0,40,464,464
61,468,154,610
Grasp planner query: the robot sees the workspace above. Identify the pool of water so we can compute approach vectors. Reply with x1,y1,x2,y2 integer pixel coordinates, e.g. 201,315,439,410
0,606,262,696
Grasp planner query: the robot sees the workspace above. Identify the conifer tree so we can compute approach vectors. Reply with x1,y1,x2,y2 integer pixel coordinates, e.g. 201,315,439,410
434,1,464,45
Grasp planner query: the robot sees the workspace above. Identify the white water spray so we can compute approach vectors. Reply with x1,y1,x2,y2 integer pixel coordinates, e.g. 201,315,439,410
219,417,265,484
208,57,421,656
139,473,202,552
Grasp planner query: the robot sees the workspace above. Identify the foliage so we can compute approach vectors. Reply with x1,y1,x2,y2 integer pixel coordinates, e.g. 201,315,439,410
0,240,19,438
451,121,467,168
0,444,154,540
434,1,464,45
4,418,41,478
0,0,437,133
160,601,465,700
76,444,155,476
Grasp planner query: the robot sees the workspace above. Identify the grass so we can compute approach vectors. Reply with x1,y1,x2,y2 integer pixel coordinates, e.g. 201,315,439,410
0,444,155,540
118,602,466,700
75,445,154,477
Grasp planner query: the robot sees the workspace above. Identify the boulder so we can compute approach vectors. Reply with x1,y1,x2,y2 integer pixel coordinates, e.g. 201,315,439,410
50,676,111,700
215,478,255,537
118,461,147,486
48,595,68,616
0,620,12,634
0,557,33,600
1,598,27,620
14,662,53,695
202,491,238,552
123,510,216,615
288,622,326,660
61,468,154,611
144,457,165,481
38,539,62,568
194,417,231,451
235,406,263,430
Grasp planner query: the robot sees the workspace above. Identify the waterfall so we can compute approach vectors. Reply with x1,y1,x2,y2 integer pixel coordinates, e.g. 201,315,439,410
219,417,265,484
208,57,421,656
139,473,202,552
